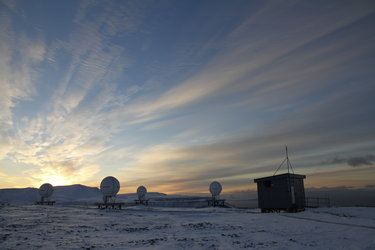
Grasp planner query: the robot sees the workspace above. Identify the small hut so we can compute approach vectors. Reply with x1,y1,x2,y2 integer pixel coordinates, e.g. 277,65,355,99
254,173,306,212
254,146,306,212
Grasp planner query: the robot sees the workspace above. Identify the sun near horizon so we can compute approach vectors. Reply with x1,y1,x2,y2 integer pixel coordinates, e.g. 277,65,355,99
1,0,374,195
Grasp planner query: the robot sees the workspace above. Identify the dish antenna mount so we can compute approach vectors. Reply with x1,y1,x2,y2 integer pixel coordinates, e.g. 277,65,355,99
37,183,55,205
137,186,147,201
209,181,222,199
100,176,120,204
39,183,54,202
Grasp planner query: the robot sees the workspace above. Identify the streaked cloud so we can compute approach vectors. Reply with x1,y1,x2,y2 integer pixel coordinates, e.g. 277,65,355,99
0,0,374,192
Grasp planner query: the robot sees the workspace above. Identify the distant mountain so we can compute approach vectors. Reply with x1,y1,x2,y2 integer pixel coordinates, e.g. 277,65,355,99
117,192,167,201
0,187,39,203
0,184,100,204
0,184,218,208
0,184,167,204
53,184,101,202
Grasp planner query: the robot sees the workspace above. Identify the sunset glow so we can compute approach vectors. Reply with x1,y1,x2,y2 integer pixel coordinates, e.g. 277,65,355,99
0,0,374,194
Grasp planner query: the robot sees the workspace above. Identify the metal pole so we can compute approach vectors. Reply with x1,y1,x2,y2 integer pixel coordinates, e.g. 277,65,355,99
286,146,289,174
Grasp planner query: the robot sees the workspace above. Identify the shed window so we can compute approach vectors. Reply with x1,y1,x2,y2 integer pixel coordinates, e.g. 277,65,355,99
265,180,272,188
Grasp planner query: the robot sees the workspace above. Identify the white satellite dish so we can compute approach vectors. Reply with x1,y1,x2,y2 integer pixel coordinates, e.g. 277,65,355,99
39,183,54,201
100,176,120,203
137,186,147,200
209,181,222,197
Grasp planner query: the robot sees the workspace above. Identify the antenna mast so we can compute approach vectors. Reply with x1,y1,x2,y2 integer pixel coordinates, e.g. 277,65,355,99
273,145,294,175
286,146,290,173
286,145,294,174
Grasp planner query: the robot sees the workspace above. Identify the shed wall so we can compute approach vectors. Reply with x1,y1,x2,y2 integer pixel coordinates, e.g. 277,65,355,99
257,178,290,209
291,178,305,208
255,174,305,211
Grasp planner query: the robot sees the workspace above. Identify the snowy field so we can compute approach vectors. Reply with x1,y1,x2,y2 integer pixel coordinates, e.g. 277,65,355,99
0,205,374,249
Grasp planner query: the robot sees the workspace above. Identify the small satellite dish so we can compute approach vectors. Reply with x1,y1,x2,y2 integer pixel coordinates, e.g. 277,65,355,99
100,176,120,203
137,186,147,200
39,183,54,199
39,183,54,203
209,181,222,197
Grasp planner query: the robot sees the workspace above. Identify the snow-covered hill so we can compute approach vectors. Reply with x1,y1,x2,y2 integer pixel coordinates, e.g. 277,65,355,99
0,185,167,204
0,185,100,204
0,188,38,203
0,185,229,207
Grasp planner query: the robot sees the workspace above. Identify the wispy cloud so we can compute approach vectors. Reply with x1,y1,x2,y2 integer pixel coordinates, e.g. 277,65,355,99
0,1,145,185
120,80,375,192
1,1,374,191
112,1,375,125
0,8,46,159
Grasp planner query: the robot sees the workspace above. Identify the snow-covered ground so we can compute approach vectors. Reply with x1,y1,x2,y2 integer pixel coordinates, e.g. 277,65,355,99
0,205,374,249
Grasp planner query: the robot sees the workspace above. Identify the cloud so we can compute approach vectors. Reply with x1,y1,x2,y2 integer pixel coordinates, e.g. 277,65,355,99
0,1,145,185
0,9,46,159
109,0,375,126
1,1,374,191
24,162,100,186
0,0,16,10
324,155,375,167
121,82,375,192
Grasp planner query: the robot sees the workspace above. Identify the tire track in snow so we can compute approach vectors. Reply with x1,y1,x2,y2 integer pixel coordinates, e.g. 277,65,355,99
280,214,375,230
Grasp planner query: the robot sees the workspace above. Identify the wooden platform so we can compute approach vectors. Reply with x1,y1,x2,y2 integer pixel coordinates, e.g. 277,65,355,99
35,201,56,205
207,199,225,207
95,202,125,209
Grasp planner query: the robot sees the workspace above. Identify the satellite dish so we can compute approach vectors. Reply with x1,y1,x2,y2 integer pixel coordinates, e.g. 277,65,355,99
137,186,147,200
100,176,120,203
39,183,54,200
209,181,222,197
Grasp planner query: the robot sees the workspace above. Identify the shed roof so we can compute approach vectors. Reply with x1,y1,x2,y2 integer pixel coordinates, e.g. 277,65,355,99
254,173,306,183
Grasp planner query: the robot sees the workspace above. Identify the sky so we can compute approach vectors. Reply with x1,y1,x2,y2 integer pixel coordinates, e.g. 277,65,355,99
0,0,375,194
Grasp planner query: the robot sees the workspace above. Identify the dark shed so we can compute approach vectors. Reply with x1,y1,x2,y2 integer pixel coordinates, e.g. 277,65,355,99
254,173,306,212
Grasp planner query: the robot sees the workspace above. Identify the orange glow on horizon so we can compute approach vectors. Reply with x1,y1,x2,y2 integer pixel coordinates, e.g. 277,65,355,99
36,175,73,187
